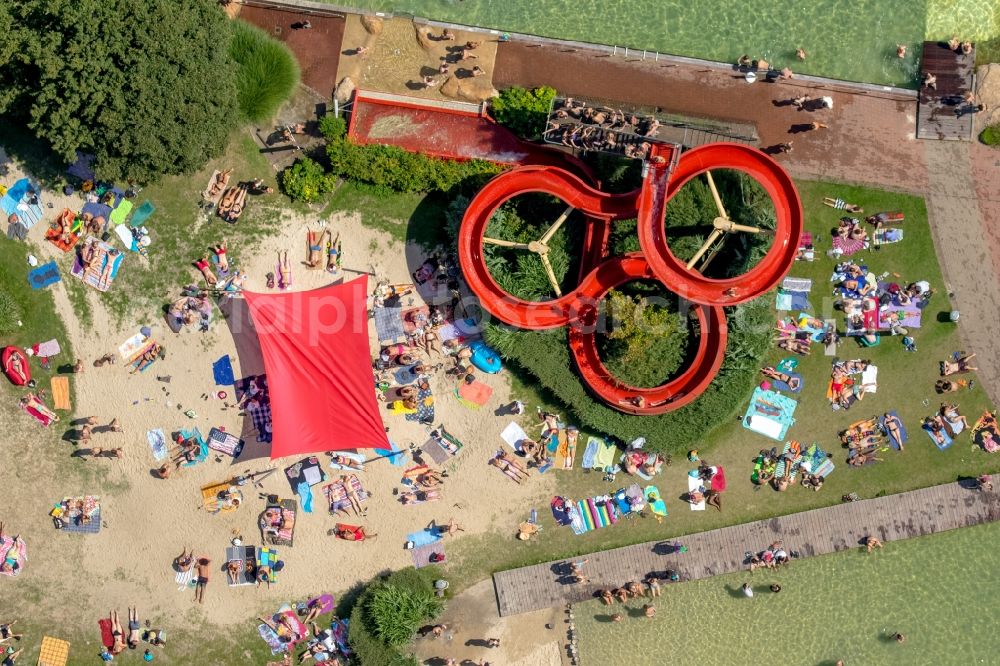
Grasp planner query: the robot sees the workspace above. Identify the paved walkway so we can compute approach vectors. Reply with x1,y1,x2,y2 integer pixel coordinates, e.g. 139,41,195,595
493,481,1000,616
923,140,1000,409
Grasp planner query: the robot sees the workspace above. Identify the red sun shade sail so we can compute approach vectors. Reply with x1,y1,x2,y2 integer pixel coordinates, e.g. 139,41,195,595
243,277,389,459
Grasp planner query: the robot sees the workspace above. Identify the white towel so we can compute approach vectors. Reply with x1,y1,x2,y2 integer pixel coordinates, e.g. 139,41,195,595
687,472,706,511
175,569,192,591
500,422,529,450
861,365,878,393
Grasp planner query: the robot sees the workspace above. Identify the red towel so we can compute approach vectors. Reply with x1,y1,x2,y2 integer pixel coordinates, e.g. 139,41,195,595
98,618,114,649
711,466,727,491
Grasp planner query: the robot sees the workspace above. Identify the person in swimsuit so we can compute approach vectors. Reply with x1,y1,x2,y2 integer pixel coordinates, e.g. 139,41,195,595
109,610,126,654
340,474,365,516
305,229,323,268
19,394,59,423
127,607,142,648
761,366,800,390
326,232,341,273
193,255,217,286
194,557,211,604
278,251,291,289
489,456,525,483
0,524,24,576
210,240,229,274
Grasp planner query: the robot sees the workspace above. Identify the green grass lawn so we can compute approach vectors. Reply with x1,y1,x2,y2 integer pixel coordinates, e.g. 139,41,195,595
443,176,1000,590
575,520,1000,665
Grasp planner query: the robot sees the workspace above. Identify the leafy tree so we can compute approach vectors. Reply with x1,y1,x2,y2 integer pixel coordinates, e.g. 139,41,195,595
490,86,556,140
1,0,239,182
230,21,299,123
599,289,689,388
319,114,348,141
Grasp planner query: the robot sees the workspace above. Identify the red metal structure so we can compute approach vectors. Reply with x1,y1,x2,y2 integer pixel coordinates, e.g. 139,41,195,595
458,142,802,415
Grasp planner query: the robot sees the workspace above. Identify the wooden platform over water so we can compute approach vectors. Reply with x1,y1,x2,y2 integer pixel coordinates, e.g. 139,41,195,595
493,482,1000,616
916,41,977,141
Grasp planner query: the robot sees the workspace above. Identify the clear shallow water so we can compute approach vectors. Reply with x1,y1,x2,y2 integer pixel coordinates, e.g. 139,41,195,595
574,521,1000,665
330,0,926,86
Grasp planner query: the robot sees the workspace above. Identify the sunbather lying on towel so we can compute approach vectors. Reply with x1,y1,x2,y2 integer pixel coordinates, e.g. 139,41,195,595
305,228,325,268
941,353,977,376
836,218,867,241
329,453,363,472
623,451,664,477
823,197,863,213
19,393,58,422
940,403,970,434
922,416,949,445
401,489,442,505
330,524,375,541
212,240,229,273
326,233,341,274
339,474,366,515
801,473,824,491
0,523,25,575
109,610,126,654
777,338,811,355
258,614,303,644
848,446,882,466
520,438,550,466
935,379,969,393
126,607,142,649
866,211,903,224
194,256,218,286
761,366,801,390
4,350,28,385
130,343,163,374
278,251,292,290
208,169,232,198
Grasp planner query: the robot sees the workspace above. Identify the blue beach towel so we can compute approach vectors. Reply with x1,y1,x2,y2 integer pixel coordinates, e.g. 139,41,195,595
407,528,441,548
129,201,156,227
28,261,60,289
297,481,314,513
770,372,803,394
581,438,599,469
879,411,908,451
147,429,168,461
180,428,208,467
374,440,407,466
213,356,235,386
924,425,952,451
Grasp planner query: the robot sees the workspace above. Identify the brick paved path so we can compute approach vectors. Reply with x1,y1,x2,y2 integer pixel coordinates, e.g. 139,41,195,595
493,481,999,616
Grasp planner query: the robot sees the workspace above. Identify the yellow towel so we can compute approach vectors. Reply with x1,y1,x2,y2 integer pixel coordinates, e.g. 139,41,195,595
50,376,71,411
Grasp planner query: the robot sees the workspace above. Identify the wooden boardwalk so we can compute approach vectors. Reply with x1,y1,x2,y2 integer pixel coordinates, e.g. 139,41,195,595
916,41,977,140
493,482,1000,616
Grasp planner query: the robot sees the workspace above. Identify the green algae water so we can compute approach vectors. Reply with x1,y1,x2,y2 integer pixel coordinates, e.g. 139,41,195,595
573,521,1000,665
326,0,1000,87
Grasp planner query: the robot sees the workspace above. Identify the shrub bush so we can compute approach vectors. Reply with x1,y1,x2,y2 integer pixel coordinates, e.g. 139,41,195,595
490,86,557,140
598,288,690,388
981,124,1000,146
230,21,300,123
348,567,442,666
0,290,23,334
319,114,347,141
326,138,503,194
280,157,334,202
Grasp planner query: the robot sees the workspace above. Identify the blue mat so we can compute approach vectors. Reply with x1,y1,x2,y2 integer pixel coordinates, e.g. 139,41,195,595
129,201,155,227
373,306,405,343
879,411,908,451
770,372,803,394
180,428,209,467
742,388,798,441
924,425,953,451
213,355,235,385
407,527,441,548
28,261,61,289
82,201,113,222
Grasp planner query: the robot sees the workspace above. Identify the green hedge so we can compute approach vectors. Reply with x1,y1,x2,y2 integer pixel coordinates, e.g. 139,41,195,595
347,567,443,666
484,297,772,453
280,156,333,203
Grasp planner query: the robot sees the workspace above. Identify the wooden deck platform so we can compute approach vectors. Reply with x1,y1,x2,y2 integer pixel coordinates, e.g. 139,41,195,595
493,481,1000,616
916,41,977,141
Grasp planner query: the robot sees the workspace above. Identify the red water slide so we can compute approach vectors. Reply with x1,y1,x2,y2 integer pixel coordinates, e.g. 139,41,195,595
458,166,638,329
638,142,802,306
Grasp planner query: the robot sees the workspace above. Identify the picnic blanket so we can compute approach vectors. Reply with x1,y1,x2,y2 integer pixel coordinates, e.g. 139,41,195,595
972,412,999,452
52,496,101,534
201,482,241,514
831,234,867,257
774,441,802,481
572,497,618,533
322,476,368,514
257,546,280,583
28,261,61,290
872,226,903,249
583,437,617,470
550,496,574,526
801,443,836,478
285,456,326,492
258,607,305,654
109,198,133,226
859,365,879,393
37,635,71,666
19,396,56,427
0,534,26,576
260,499,296,546
147,429,168,461
207,427,244,457
226,545,258,586
878,411,908,450
213,355,235,385
411,542,444,569
71,237,123,291
422,427,463,465
742,388,797,440
879,302,921,329
1,178,43,228
374,305,405,343
118,332,149,361
775,289,811,312
50,376,70,410
645,485,667,516
98,619,114,649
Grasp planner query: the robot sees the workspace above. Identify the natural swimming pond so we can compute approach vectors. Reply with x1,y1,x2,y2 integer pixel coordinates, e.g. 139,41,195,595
573,520,1000,665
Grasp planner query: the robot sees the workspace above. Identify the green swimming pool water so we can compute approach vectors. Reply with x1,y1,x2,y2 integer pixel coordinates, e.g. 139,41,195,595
327,0,999,87
573,521,1000,665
